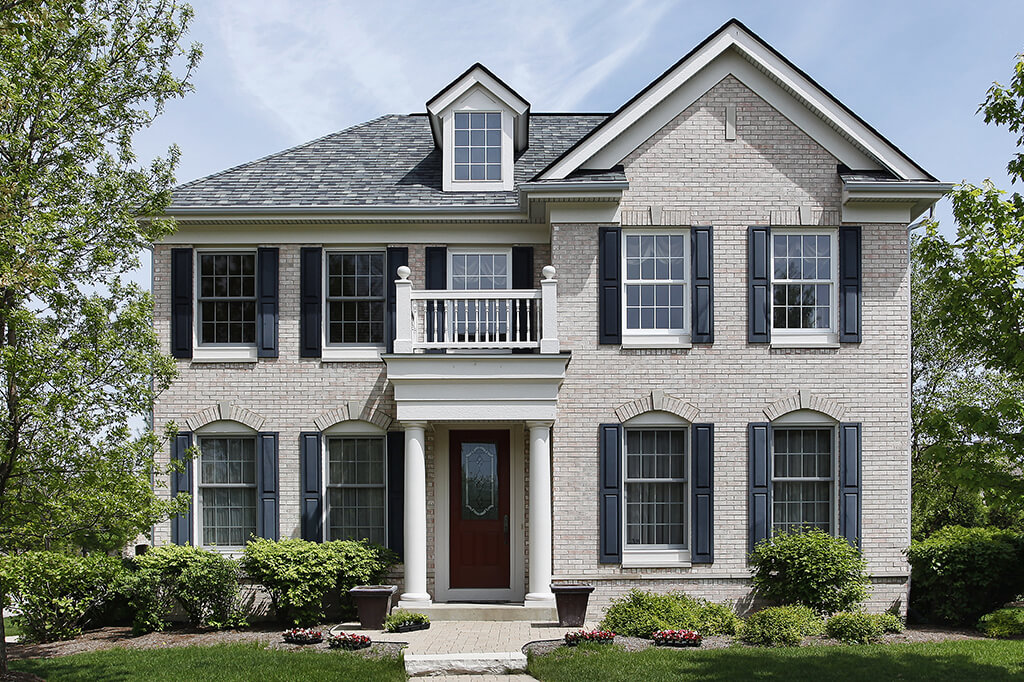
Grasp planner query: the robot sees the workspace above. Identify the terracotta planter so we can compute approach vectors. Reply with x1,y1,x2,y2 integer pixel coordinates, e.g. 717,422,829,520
551,584,595,627
348,585,398,630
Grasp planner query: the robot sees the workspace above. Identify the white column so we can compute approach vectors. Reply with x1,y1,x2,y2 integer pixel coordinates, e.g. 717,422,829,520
525,421,555,604
400,421,431,606
394,266,413,353
539,266,559,354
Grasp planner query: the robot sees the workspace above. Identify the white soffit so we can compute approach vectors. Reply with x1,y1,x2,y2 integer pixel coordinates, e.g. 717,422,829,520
540,22,933,182
426,64,530,152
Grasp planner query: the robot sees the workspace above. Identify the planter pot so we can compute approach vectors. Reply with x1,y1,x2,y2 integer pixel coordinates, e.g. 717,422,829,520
551,583,595,627
349,585,398,630
391,622,430,633
565,638,614,647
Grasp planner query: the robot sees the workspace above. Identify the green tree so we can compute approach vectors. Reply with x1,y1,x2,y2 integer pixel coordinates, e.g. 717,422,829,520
0,0,200,670
914,52,1024,537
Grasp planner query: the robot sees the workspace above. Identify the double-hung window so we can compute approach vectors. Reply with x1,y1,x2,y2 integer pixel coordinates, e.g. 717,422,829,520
771,427,834,535
770,231,838,345
453,112,502,181
325,251,386,347
198,437,257,547
624,428,687,548
622,231,689,347
197,252,256,345
448,249,511,341
326,436,386,544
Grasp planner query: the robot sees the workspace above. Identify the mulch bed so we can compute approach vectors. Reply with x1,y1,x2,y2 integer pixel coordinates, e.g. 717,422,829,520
7,626,404,662
522,626,986,657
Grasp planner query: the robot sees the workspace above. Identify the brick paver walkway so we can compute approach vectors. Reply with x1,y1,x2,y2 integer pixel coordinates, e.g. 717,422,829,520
335,619,601,655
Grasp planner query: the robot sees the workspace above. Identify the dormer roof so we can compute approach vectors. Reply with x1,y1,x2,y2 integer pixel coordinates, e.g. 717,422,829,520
426,63,531,153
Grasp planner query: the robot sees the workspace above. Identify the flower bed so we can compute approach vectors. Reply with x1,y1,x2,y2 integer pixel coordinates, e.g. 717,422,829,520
282,628,323,645
327,632,371,650
564,629,615,646
652,629,702,647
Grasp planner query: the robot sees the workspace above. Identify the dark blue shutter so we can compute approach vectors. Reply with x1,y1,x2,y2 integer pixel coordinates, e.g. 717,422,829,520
299,247,322,358
691,227,714,343
598,227,621,344
598,423,622,563
749,423,771,553
511,246,534,351
839,422,862,548
170,248,193,359
386,247,409,354
170,432,193,545
257,248,279,358
424,246,447,351
748,227,770,343
256,432,279,540
839,226,862,343
691,424,714,563
386,431,405,559
299,432,323,541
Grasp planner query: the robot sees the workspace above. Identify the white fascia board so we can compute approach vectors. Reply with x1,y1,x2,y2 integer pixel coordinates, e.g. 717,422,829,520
427,67,530,152
842,180,952,222
542,23,931,181
156,222,553,246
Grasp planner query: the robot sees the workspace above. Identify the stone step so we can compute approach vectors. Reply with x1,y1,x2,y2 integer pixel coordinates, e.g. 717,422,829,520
406,602,557,622
405,652,528,677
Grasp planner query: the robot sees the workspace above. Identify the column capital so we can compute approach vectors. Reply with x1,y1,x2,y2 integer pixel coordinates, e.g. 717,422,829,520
525,420,553,430
401,421,429,431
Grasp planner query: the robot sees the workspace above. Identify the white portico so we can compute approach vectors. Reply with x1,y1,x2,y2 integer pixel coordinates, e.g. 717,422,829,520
383,266,568,607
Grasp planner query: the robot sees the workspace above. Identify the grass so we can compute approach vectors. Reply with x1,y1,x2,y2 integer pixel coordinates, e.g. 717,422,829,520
10,642,406,682
4,617,23,638
528,639,1024,682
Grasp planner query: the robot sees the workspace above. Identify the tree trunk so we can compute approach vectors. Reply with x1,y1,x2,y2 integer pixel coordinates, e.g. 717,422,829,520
1,596,8,676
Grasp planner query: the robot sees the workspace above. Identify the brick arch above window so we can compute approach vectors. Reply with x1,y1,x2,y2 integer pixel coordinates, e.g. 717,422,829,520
184,402,266,432
763,390,846,423
313,402,394,432
614,390,699,424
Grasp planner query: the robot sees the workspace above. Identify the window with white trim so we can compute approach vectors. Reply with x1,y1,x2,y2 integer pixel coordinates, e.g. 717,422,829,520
197,252,256,345
198,436,257,547
624,428,687,547
771,427,834,535
325,251,385,346
326,436,386,544
770,231,837,339
453,112,502,181
448,249,511,339
622,231,689,345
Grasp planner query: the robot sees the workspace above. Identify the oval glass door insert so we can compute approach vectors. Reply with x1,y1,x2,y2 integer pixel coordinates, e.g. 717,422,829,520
462,442,498,519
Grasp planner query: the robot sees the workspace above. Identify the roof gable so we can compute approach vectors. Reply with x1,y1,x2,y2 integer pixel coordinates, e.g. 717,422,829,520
538,19,935,182
426,63,530,153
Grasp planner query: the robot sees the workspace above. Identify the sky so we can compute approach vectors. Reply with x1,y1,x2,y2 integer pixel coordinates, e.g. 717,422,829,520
132,0,1024,283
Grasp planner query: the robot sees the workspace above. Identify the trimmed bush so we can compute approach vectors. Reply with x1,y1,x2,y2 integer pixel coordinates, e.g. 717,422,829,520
826,611,883,644
874,612,904,634
599,589,741,638
977,607,1024,638
907,525,1024,625
0,552,122,643
241,538,397,626
749,529,869,615
740,605,824,647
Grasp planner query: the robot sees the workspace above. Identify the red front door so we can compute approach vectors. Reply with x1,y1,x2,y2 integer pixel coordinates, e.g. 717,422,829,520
449,430,511,589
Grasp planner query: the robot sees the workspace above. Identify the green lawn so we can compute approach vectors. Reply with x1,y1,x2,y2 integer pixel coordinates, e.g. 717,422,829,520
11,642,406,682
528,639,1024,682
4,617,23,638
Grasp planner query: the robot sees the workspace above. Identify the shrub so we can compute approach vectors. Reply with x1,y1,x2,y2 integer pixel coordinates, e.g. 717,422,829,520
907,525,1024,625
1,552,122,643
741,605,823,647
977,607,1024,638
132,545,247,630
383,610,429,632
749,529,869,615
873,612,904,634
599,589,739,638
242,538,397,626
114,566,175,635
826,611,883,644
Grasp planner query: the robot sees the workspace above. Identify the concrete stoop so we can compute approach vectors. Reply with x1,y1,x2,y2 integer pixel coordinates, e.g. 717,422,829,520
405,652,528,676
410,603,557,622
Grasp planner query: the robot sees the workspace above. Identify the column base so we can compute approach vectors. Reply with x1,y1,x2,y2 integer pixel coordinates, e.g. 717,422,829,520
524,592,556,605
398,593,433,607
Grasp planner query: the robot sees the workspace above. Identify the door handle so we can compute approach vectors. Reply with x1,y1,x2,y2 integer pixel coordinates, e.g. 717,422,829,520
503,514,510,545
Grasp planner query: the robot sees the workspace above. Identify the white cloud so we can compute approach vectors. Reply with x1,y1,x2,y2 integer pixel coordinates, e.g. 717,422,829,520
215,0,672,142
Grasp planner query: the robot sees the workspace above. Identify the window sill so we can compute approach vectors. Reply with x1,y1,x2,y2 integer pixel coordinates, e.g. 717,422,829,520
621,334,691,350
769,333,839,349
191,346,258,363
321,347,383,362
622,549,691,568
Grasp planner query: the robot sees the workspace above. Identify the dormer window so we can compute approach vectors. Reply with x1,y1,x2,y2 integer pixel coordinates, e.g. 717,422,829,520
454,112,502,181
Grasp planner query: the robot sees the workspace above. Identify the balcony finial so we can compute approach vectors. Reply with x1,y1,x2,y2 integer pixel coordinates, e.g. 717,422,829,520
397,265,411,281
542,265,556,281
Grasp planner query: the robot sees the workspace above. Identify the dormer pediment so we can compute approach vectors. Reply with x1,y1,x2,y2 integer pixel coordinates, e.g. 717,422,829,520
427,64,530,192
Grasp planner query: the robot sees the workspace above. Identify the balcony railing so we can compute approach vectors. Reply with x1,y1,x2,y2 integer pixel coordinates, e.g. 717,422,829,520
393,265,560,354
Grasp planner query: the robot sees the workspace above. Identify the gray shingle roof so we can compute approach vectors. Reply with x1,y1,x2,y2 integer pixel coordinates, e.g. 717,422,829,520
170,114,612,210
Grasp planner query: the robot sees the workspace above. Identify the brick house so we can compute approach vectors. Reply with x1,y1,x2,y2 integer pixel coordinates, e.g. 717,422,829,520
150,20,949,614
